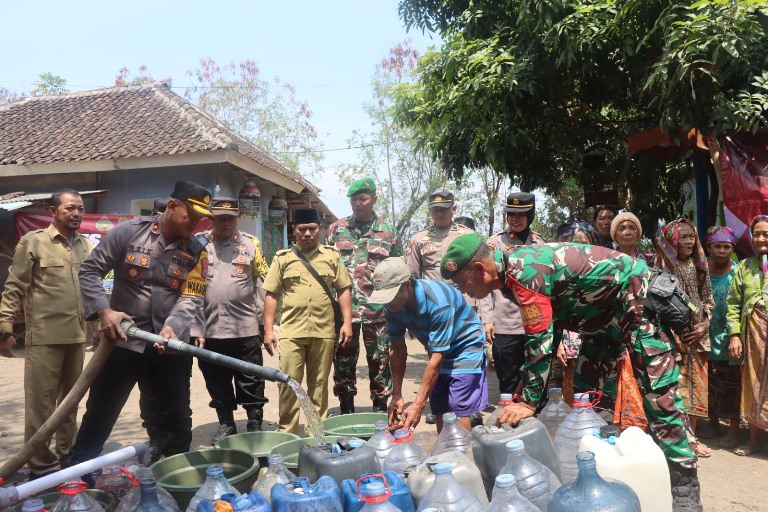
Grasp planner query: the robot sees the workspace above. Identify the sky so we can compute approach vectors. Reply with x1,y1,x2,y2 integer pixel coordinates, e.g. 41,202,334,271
0,0,439,217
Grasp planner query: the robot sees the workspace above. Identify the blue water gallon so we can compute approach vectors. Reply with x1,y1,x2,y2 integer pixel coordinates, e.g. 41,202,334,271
271,476,343,512
341,473,415,512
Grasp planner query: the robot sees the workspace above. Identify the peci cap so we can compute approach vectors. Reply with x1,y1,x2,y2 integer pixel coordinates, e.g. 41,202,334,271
428,188,454,209
440,232,484,280
170,181,213,217
347,177,376,197
293,208,321,225
367,257,411,305
504,192,535,214
211,197,239,217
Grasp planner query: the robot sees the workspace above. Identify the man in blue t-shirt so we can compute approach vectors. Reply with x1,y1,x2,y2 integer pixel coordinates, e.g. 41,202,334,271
368,257,488,432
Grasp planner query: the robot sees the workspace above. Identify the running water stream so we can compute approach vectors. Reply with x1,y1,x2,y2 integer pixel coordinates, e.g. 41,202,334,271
287,377,326,445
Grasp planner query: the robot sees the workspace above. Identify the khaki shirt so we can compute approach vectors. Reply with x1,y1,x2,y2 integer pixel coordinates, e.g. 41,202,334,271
201,230,269,339
0,224,92,345
478,229,545,334
262,244,351,339
79,217,207,352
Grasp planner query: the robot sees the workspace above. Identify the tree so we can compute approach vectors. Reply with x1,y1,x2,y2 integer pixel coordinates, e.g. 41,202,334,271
395,0,768,227
32,73,68,96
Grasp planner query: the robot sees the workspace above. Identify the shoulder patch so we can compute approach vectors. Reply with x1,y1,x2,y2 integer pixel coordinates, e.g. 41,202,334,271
275,248,291,256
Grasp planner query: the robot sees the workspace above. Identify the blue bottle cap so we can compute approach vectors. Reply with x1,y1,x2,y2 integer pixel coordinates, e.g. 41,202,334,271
433,462,452,475
365,481,386,496
349,439,364,449
495,474,517,488
206,464,224,476
442,412,458,423
393,428,411,440
21,499,45,512
374,420,388,430
505,439,524,452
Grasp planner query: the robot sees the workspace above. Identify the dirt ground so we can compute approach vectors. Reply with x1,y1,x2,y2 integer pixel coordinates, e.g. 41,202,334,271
1,339,767,511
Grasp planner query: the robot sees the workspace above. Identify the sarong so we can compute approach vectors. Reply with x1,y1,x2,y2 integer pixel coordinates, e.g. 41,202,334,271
708,359,741,419
678,348,709,418
742,302,768,430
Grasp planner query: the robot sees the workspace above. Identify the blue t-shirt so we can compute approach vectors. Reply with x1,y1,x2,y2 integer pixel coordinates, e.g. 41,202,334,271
385,280,486,375
709,266,736,362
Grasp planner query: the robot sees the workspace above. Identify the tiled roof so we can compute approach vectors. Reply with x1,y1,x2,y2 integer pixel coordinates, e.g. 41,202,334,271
0,81,318,194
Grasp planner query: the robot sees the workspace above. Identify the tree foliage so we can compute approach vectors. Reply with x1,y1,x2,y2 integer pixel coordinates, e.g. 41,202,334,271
32,73,68,96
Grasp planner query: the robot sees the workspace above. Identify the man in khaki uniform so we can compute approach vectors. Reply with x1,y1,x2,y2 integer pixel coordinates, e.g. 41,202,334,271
0,189,93,478
262,208,353,434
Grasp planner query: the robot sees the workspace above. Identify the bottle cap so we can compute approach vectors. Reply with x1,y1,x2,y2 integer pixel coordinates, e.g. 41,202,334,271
599,425,621,439
269,453,284,464
374,420,388,430
499,393,513,401
206,464,224,476
433,462,453,475
21,499,45,512
505,439,524,452
494,474,517,488
393,428,411,441
442,412,458,423
365,481,386,496
349,439,364,449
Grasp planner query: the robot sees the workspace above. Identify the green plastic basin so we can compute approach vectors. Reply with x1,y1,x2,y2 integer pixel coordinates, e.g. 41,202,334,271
12,489,116,512
322,412,388,439
268,436,350,470
213,431,300,457
150,448,258,510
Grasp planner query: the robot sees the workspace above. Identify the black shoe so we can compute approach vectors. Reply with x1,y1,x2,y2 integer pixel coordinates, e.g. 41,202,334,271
246,408,263,432
425,414,436,424
372,397,388,413
669,463,703,512
339,396,355,415
470,412,484,428
147,439,163,464
211,423,237,445
247,420,263,432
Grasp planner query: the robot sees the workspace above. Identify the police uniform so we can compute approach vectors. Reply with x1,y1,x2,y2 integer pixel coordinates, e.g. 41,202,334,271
263,232,352,434
0,223,93,476
70,181,211,467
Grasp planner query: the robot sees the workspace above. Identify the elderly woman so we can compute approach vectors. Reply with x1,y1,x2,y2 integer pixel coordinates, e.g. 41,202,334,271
702,226,741,448
610,212,654,267
656,218,715,457
727,215,768,456
593,205,619,248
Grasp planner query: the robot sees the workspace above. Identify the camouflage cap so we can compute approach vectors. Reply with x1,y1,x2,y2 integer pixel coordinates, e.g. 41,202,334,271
440,232,485,280
347,177,376,197
368,257,410,305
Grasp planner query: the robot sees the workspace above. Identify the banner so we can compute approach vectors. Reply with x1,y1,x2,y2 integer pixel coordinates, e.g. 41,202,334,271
719,128,768,255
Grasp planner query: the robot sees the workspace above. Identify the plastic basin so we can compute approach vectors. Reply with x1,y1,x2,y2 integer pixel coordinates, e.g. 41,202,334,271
268,436,349,470
322,413,388,439
214,431,300,468
12,489,116,512
150,448,258,510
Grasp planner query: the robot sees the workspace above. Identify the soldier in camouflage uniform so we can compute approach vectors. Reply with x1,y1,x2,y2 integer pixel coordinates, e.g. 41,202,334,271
327,177,402,413
442,234,703,512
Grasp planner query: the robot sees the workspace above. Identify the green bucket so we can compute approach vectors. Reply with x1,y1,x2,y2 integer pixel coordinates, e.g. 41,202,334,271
150,448,258,510
12,489,116,512
214,431,300,471
322,413,388,439
268,436,353,470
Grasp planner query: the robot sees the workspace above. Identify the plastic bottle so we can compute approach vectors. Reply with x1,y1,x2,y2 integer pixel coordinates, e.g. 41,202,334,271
430,413,471,456
415,462,484,512
358,481,403,512
547,451,641,512
487,474,539,512
406,450,488,508
51,482,105,512
381,427,428,478
251,453,296,504
21,499,46,512
537,388,571,441
485,394,515,427
116,468,180,512
498,439,560,510
270,476,343,512
367,421,394,466
553,392,607,484
131,479,180,512
185,464,240,512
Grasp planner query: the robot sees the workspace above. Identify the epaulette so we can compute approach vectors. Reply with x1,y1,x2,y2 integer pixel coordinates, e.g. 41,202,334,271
275,248,292,256
23,228,46,238
239,232,254,239
323,244,340,252
129,217,153,225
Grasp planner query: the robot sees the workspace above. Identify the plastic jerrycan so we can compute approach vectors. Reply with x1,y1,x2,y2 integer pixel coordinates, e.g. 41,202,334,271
499,439,560,510
405,450,488,508
579,425,672,512
414,462,484,512
212,492,270,512
487,474,539,512
298,437,381,485
381,426,428,478
117,468,180,512
485,394,515,427
341,473,415,512
270,476,343,512
251,453,296,504
367,421,394,466
553,391,608,484
51,482,106,512
471,417,559,495
185,464,239,512
430,412,471,456
548,451,641,512
537,387,571,441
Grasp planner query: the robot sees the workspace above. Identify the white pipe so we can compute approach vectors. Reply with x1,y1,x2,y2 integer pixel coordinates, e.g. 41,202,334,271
0,443,147,511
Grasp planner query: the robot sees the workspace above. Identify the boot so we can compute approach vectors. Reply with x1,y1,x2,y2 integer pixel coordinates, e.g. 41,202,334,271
372,396,388,413
668,461,703,512
246,408,263,432
339,395,355,415
146,427,164,464
211,409,237,445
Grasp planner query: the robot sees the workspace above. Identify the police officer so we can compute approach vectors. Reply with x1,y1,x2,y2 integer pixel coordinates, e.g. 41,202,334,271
327,178,402,414
69,181,211,477
478,192,546,395
197,197,270,443
262,208,353,434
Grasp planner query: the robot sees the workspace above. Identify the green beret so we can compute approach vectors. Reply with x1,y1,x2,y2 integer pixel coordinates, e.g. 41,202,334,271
347,177,376,197
440,232,485,280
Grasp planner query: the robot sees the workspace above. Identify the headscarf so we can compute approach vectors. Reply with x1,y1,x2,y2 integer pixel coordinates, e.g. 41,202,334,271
610,212,643,241
556,221,599,244
749,215,768,276
656,218,708,277
704,226,735,246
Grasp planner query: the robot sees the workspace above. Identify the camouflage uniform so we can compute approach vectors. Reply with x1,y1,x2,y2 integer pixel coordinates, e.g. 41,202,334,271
327,213,402,402
502,243,697,467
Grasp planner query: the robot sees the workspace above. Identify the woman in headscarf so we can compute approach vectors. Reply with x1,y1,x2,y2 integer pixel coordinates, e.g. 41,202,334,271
556,221,598,246
656,218,715,457
610,212,654,267
593,205,619,248
702,226,741,448
727,215,768,456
